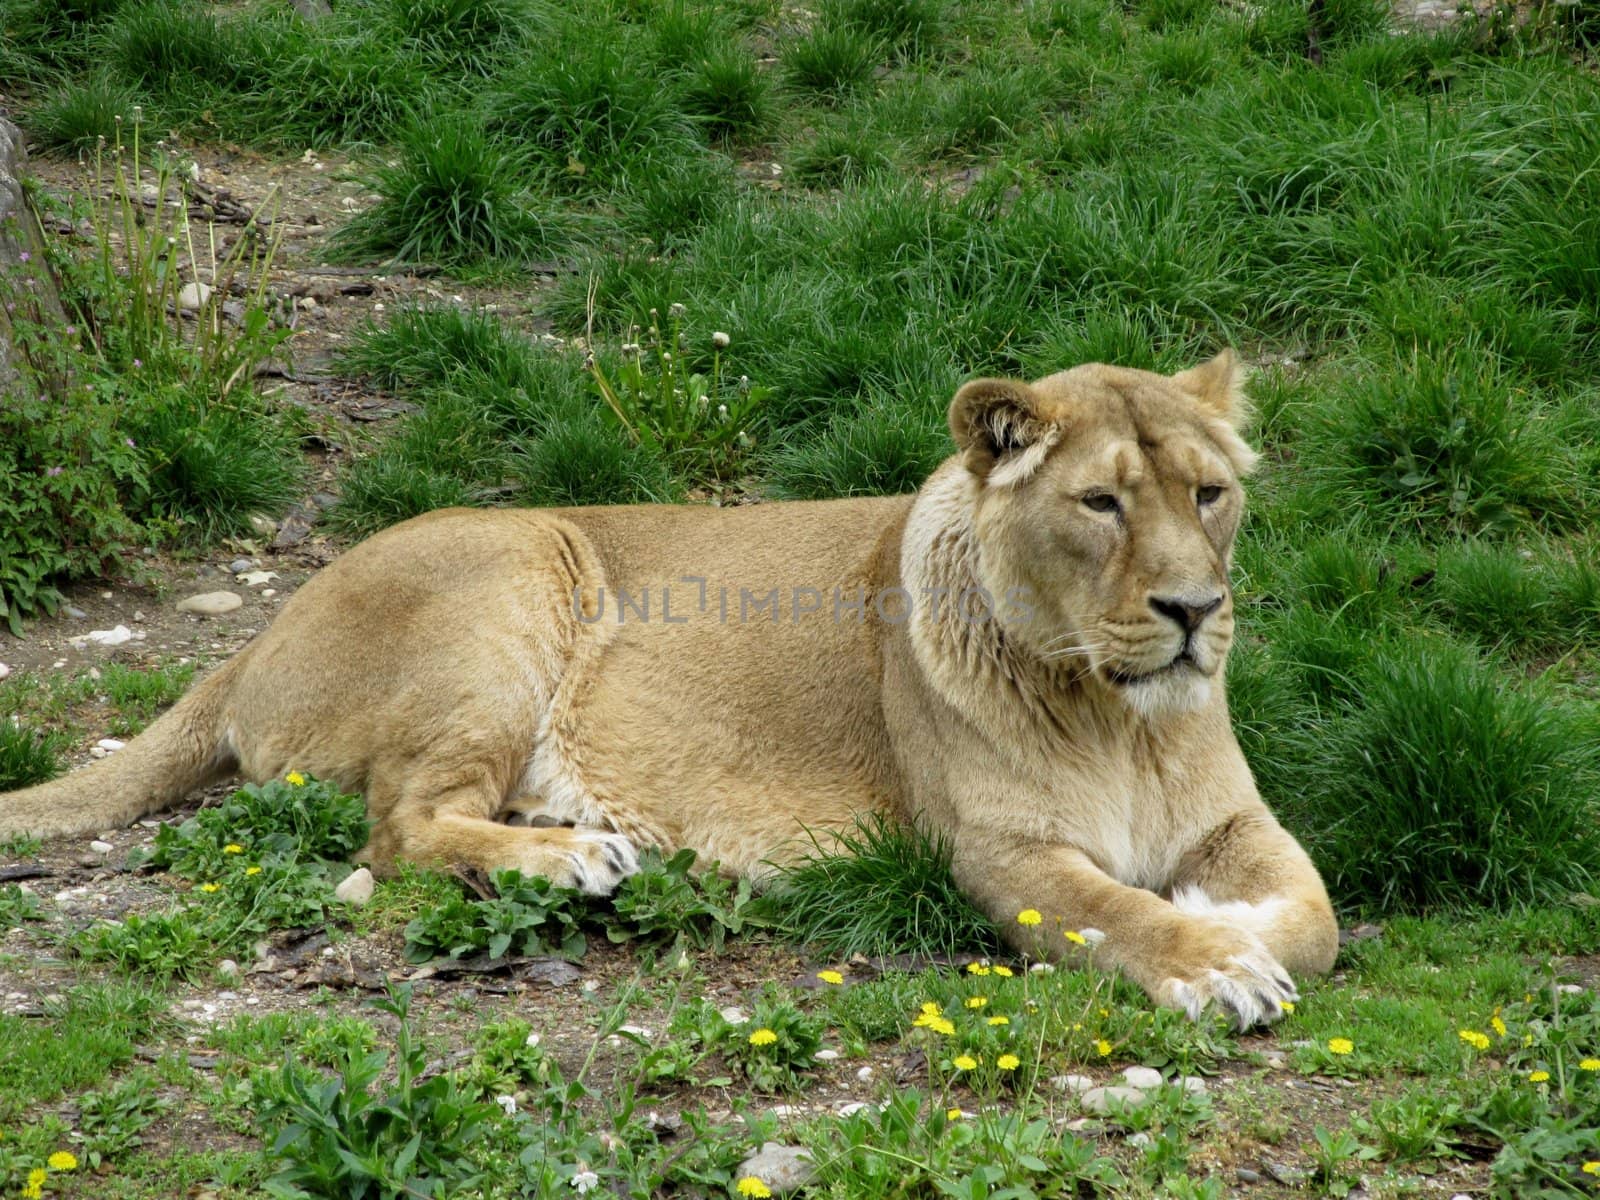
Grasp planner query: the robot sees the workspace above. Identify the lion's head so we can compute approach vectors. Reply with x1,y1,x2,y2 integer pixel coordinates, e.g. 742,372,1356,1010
948,350,1258,717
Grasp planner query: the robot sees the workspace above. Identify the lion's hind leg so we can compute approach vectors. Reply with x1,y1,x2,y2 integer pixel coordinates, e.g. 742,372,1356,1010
362,771,641,897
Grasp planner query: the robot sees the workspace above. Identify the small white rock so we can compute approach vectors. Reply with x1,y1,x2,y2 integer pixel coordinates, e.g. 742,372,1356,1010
814,1049,840,1061
238,570,277,587
90,747,107,759
1122,1066,1164,1090
96,738,125,752
617,1024,651,1039
177,281,213,311
176,592,243,616
1051,1074,1095,1094
720,1006,749,1025
1176,1075,1208,1094
218,959,240,980
855,1066,874,1082
1080,1085,1150,1116
0,663,9,680
89,840,114,854
334,867,375,906
80,625,134,646
132,610,145,622
836,1102,871,1117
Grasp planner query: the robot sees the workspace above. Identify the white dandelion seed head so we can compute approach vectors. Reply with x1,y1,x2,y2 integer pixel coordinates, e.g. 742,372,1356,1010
712,331,730,348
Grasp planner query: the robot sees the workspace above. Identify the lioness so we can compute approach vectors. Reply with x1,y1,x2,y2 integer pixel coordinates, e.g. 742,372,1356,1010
0,351,1337,1027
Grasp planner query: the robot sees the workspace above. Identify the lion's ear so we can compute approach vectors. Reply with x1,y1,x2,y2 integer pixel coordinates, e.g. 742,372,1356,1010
948,378,1059,483
1171,349,1249,428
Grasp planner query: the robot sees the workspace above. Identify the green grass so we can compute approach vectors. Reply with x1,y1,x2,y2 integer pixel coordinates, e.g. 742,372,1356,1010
758,813,1003,959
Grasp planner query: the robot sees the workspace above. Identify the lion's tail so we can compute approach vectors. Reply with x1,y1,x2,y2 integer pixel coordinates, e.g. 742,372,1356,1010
0,655,244,839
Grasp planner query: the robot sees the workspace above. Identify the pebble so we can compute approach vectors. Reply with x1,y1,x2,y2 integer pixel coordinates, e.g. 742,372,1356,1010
1080,1085,1149,1115
814,1049,839,1061
228,558,254,574
177,592,243,616
0,663,9,680
334,867,375,906
1051,1074,1095,1094
96,738,125,752
177,281,213,311
64,604,88,619
836,1102,871,1117
720,1006,749,1025
856,1066,874,1082
1236,1168,1263,1184
1127,1132,1152,1149
1176,1075,1208,1094
90,747,108,759
89,840,114,854
218,960,240,980
238,570,277,587
77,625,134,645
734,1144,816,1195
1122,1066,1164,1090
617,1024,651,1040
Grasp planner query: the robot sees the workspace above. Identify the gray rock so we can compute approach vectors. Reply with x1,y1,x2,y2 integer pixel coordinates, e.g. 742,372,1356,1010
177,591,243,616
218,959,240,980
1236,1167,1262,1184
177,281,212,311
1121,1065,1164,1090
89,840,114,854
64,604,88,619
735,1144,816,1195
1175,1075,1208,1094
1050,1073,1095,1093
228,558,253,574
334,867,374,906
1080,1085,1149,1115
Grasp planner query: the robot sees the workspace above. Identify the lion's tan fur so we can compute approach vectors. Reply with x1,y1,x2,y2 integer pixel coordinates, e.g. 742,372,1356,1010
0,352,1337,1025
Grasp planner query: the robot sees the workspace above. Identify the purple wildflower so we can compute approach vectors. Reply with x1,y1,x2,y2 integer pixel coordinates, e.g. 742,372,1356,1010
18,251,29,263
46,466,63,477
132,359,143,368
125,437,136,448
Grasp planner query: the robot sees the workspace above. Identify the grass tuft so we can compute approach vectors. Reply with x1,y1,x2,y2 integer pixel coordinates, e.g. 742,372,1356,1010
331,113,566,267
759,813,1002,958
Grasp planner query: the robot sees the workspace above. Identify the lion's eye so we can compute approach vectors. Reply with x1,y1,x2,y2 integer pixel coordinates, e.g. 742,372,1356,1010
1081,493,1120,515
1196,485,1224,506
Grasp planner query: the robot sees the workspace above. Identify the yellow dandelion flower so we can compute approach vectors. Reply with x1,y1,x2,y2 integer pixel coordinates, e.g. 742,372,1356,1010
748,1028,778,1047
246,865,262,875
1095,1039,1112,1057
952,1054,978,1070
1328,1037,1354,1055
1063,930,1087,946
1528,1070,1550,1082
25,1168,47,1195
946,1107,964,1120
997,1053,1021,1071
967,962,990,976
1580,1058,1600,1072
199,882,221,893
1491,1015,1507,1038
736,1177,773,1198
816,969,844,985
1280,1000,1295,1014
921,1002,942,1017
1016,909,1042,927
1458,1029,1491,1051
965,996,988,1009
987,1015,1010,1026
991,965,1013,977
285,771,306,786
1098,1008,1110,1018
47,1151,78,1171
927,1017,955,1036
1583,1161,1600,1176
223,843,243,854
1523,1033,1534,1047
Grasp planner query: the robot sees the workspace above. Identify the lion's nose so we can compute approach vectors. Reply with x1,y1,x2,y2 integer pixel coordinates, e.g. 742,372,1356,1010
1149,593,1224,632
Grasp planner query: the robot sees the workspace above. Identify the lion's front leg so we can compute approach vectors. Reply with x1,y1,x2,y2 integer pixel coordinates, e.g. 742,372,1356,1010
1167,809,1340,981
953,838,1308,1029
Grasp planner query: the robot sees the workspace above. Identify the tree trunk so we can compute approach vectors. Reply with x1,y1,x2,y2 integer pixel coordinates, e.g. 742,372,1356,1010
0,117,66,401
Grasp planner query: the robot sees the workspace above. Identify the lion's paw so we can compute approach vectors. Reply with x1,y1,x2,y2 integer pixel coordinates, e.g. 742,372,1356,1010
502,828,640,896
562,830,641,896
1156,939,1298,1030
